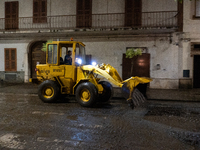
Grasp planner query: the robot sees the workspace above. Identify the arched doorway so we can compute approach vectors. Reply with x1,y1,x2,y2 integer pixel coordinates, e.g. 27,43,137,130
29,41,46,80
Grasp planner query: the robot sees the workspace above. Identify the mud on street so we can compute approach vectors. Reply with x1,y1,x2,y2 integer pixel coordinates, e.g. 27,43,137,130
0,93,200,150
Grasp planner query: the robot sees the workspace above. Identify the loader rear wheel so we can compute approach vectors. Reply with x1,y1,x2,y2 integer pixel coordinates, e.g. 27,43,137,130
75,82,98,107
98,81,113,102
38,80,60,103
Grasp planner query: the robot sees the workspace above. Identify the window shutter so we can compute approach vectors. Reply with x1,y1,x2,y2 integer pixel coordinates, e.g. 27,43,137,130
5,49,10,70
125,0,142,27
33,0,39,23
41,0,47,23
125,0,133,26
5,1,18,29
5,48,17,71
33,0,47,23
77,0,83,11
5,2,11,17
196,0,200,17
76,0,92,28
77,0,84,27
84,0,92,27
133,0,142,26
11,49,16,70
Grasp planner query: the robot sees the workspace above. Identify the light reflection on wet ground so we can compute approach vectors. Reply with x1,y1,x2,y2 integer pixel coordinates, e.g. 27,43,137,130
0,94,199,150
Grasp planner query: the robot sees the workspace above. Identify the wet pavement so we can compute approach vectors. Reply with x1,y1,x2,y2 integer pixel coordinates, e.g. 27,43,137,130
0,82,200,102
0,92,200,150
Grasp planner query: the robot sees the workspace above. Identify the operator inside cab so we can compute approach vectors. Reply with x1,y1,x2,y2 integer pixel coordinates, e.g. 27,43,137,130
64,50,72,65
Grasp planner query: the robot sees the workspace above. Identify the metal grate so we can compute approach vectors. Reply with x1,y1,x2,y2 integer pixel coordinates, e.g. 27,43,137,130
5,74,16,81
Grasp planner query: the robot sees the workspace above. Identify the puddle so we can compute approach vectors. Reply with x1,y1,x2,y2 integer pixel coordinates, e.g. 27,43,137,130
145,106,185,116
171,131,200,147
144,105,200,132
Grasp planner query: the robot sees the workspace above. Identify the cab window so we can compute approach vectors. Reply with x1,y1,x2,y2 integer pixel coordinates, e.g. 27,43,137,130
75,44,86,65
47,44,57,64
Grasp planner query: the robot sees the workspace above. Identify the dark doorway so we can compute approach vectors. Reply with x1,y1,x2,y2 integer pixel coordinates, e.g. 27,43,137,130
30,42,46,79
193,55,200,88
86,55,92,65
122,53,150,80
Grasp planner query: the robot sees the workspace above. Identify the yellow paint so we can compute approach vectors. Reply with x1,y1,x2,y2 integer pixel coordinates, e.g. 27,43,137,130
43,86,54,98
80,89,91,102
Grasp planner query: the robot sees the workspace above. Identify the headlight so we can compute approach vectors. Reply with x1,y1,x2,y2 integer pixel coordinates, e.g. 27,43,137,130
92,61,97,66
76,58,82,65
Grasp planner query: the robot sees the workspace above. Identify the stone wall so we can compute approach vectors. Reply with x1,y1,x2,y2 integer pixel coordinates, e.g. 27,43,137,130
0,71,24,83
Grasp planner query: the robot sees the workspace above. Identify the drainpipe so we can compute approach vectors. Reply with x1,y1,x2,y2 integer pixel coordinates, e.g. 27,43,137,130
49,0,51,31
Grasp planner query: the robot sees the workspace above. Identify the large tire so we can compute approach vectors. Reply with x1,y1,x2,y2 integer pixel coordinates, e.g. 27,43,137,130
98,81,113,102
38,80,60,103
75,82,98,107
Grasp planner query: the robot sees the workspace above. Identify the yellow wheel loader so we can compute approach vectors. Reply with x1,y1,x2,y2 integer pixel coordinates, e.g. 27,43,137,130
35,40,152,108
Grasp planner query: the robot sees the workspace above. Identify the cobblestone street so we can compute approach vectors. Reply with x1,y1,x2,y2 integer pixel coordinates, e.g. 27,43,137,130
0,93,200,150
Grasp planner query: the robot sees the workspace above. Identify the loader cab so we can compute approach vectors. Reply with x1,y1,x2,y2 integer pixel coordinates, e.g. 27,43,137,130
46,41,86,66
42,41,87,86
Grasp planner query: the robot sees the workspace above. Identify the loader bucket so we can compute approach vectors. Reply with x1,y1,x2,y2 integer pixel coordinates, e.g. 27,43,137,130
121,77,152,109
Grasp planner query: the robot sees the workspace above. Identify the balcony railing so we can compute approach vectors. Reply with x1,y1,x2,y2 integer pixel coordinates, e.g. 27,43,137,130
0,11,178,31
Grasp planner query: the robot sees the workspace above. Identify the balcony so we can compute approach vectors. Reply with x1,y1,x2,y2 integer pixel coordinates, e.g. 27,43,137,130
0,11,179,33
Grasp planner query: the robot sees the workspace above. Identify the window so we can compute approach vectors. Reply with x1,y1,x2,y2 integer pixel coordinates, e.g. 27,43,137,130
47,44,57,64
75,44,86,65
76,0,92,28
195,0,200,17
125,0,142,27
33,0,47,23
5,1,19,30
5,48,17,71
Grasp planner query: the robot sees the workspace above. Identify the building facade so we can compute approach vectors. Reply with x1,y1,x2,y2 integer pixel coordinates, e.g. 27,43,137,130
0,0,192,89
180,0,200,89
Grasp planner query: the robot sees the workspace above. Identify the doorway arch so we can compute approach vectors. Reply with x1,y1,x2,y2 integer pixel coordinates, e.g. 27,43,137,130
28,41,46,80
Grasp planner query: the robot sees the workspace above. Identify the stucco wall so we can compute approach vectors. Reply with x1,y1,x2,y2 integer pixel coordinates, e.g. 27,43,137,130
0,0,182,88
0,42,29,82
183,0,200,33
0,35,180,88
49,0,76,16
0,43,27,72
181,0,200,86
143,0,177,12
80,35,180,89
93,0,124,14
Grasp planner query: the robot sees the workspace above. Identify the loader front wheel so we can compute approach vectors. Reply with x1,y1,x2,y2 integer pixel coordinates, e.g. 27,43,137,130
38,80,60,103
98,81,113,102
75,82,98,107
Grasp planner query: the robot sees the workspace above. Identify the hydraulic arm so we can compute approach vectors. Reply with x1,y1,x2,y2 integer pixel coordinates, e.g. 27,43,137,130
81,63,152,108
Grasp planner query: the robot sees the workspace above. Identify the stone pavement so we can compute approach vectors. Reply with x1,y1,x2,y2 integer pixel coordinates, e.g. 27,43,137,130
1,92,199,149
0,82,200,101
